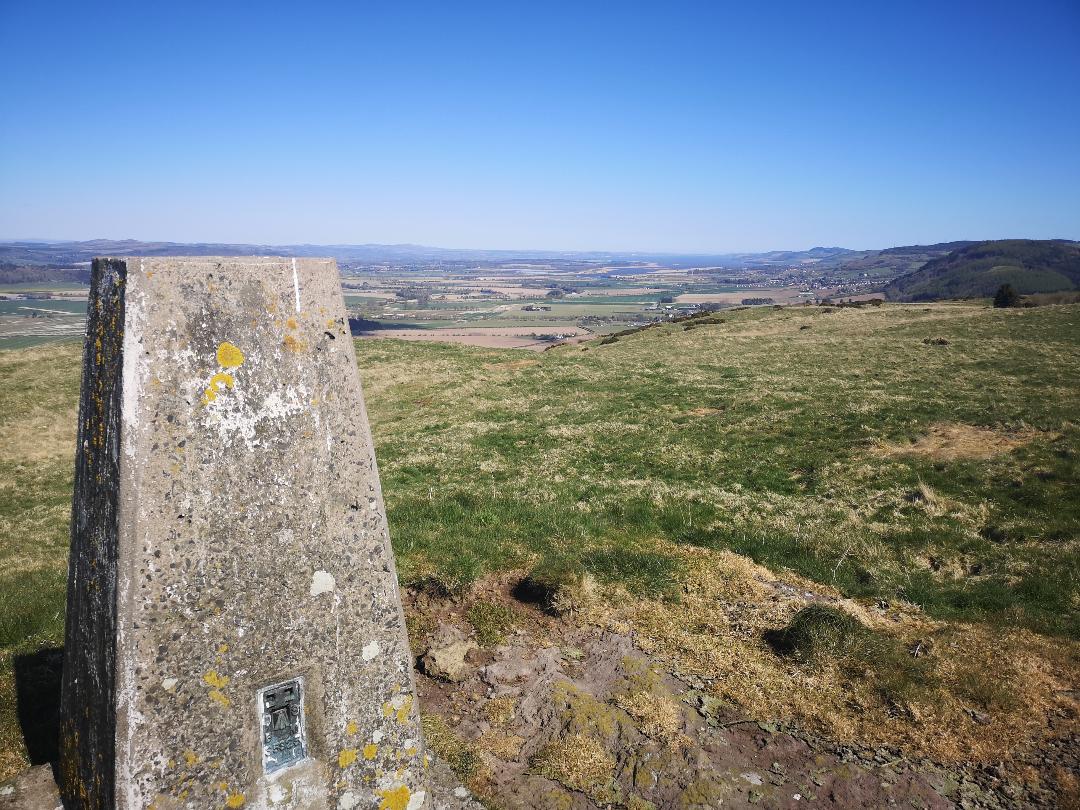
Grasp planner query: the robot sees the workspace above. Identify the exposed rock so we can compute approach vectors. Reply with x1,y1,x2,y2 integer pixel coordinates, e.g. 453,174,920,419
0,765,61,810
421,624,479,682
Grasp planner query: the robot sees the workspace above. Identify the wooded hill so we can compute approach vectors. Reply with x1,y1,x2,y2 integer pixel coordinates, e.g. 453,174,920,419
884,239,1080,301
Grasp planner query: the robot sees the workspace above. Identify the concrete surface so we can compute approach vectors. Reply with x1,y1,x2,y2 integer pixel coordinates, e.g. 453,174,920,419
59,257,467,809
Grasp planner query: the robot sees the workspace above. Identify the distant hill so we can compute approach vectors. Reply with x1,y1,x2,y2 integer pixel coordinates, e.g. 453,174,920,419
818,241,976,282
0,239,857,272
884,239,1080,301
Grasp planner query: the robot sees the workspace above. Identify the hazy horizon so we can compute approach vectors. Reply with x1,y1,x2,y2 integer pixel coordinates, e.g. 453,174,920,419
2,234,1078,259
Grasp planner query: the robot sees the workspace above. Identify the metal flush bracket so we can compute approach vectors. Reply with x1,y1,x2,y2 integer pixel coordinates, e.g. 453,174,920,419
258,677,307,773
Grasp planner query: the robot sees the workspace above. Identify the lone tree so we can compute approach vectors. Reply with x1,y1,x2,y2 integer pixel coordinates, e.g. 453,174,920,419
993,283,1020,308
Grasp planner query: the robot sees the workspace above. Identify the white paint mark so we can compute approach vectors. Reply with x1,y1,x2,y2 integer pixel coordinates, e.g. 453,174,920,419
310,570,336,596
201,383,310,451
291,258,301,313
337,791,360,810
361,640,380,661
406,789,426,810
161,677,178,692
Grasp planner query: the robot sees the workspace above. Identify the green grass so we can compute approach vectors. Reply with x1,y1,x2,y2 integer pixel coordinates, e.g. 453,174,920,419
0,301,1078,777
465,601,517,647
360,302,1080,638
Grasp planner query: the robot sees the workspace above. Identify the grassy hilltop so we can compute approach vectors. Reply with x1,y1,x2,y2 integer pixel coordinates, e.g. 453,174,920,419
1,301,1079,782
365,303,1080,636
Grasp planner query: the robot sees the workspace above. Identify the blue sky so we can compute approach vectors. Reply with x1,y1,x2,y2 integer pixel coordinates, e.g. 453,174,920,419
1,0,1077,252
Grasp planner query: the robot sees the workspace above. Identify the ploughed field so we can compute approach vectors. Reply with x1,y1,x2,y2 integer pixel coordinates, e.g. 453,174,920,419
1,302,1078,799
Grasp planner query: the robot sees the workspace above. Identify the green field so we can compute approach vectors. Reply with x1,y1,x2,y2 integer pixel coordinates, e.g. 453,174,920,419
1,301,1078,779
363,303,1079,635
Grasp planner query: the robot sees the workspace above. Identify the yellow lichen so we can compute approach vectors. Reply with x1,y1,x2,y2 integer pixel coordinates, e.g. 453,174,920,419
346,721,359,735
216,342,244,368
395,696,413,724
201,373,234,405
364,743,378,760
283,334,307,353
203,670,229,689
339,748,358,768
203,670,230,707
377,785,411,810
225,792,245,807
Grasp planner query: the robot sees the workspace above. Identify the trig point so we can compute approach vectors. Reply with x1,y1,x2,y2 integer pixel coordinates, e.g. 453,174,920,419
60,258,428,809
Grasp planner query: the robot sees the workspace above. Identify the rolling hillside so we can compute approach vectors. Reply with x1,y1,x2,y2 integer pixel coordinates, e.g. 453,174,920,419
1,302,1078,803
885,239,1080,301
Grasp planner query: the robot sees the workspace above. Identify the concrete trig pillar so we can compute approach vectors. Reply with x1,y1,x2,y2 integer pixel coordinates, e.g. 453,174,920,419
60,257,428,809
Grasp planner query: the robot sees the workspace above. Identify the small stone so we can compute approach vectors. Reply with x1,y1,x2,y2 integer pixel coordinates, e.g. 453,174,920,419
420,625,478,682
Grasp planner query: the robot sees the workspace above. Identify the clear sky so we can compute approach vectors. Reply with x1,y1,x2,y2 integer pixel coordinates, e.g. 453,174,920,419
1,0,1077,252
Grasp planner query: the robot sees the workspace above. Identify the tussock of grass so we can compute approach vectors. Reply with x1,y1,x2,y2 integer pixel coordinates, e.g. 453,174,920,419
420,713,484,783
530,733,617,803
765,605,937,710
465,601,516,647
765,605,868,664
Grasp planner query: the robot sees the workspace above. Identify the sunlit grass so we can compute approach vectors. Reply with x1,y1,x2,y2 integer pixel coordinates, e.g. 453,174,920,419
0,302,1077,776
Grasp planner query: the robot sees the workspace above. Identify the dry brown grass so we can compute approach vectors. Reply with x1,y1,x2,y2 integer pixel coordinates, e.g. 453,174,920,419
583,540,1079,763
478,731,525,760
484,696,518,728
530,733,617,803
874,422,1048,462
613,689,682,740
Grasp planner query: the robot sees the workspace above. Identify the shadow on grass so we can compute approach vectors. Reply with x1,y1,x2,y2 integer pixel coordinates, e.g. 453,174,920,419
14,646,62,766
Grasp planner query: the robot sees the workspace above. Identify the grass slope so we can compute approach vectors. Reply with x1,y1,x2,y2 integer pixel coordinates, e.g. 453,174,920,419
885,239,1080,301
366,303,1080,637
0,302,1078,777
